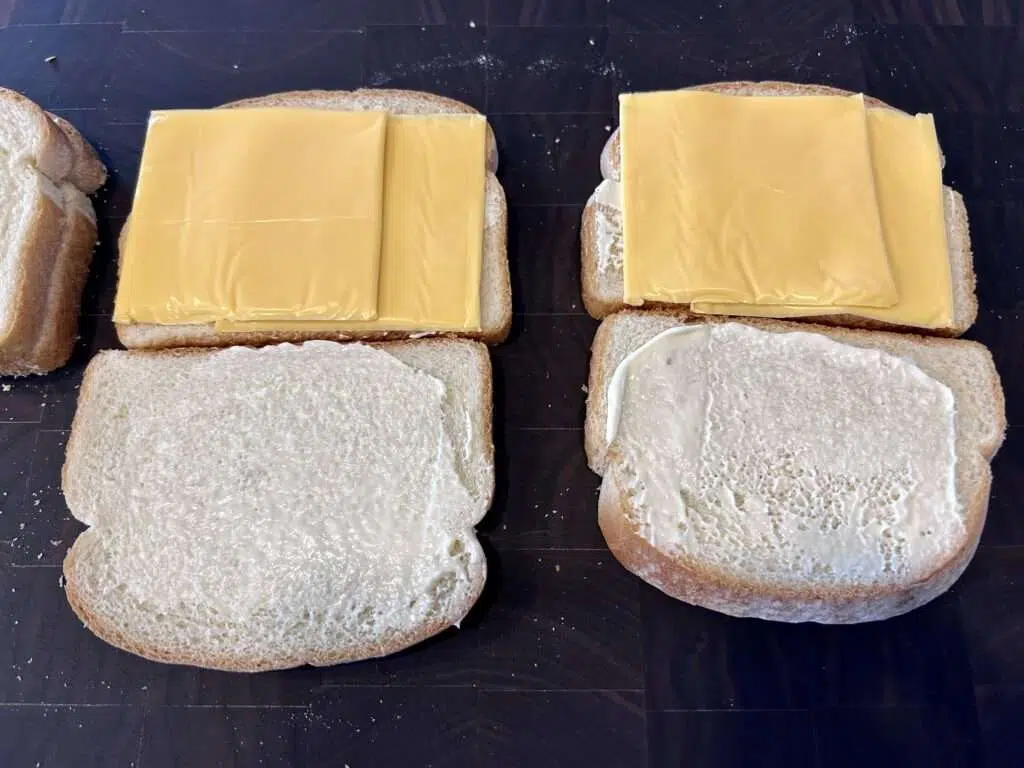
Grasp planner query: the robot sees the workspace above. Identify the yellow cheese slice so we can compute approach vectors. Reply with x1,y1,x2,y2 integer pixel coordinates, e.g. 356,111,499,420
693,111,953,328
114,108,388,324
620,90,898,309
218,114,487,333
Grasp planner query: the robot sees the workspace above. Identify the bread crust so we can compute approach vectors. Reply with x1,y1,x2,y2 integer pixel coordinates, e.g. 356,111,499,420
115,89,512,349
62,338,493,671
586,309,1005,623
0,90,105,375
0,188,66,372
46,112,107,194
27,204,97,372
581,80,978,336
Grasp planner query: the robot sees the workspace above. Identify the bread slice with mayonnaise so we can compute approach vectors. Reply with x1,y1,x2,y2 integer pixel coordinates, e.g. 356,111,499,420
62,338,492,671
115,89,511,350
580,81,976,336
0,88,106,374
585,310,1004,623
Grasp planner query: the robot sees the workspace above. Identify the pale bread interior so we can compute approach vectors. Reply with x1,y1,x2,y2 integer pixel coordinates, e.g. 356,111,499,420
62,338,493,671
586,310,1005,623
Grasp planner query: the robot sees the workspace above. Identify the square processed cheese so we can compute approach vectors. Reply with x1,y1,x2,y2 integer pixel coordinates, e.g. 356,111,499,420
376,114,486,330
620,90,898,308
114,108,388,324
692,111,953,328
217,114,488,333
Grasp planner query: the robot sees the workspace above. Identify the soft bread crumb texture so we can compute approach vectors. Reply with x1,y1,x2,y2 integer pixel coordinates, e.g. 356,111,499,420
611,324,958,588
587,310,1004,623
62,340,493,670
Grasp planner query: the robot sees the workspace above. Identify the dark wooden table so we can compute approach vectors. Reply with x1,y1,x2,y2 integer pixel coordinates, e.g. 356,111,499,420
0,1,1021,766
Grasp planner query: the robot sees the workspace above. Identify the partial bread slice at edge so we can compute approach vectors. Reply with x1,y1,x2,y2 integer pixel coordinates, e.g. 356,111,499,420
0,165,67,373
0,87,73,183
46,112,108,194
115,89,512,349
586,309,1005,623
62,338,494,671
24,187,98,373
0,91,105,375
581,80,978,336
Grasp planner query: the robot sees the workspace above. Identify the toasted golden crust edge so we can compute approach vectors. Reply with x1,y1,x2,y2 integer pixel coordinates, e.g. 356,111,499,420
582,80,977,336
62,338,493,671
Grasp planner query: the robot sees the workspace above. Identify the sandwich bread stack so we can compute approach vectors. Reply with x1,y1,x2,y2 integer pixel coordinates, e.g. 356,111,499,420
582,81,1004,622
0,88,106,374
63,89,504,667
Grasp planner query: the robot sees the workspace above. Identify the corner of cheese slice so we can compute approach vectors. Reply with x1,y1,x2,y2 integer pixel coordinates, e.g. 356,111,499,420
114,108,389,325
692,109,953,329
620,90,898,310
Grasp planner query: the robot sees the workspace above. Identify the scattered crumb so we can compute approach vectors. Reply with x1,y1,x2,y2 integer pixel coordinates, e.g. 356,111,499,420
468,20,476,28
2,384,10,392
555,564,561,573
581,384,588,393
604,125,612,132
44,56,57,64
232,64,239,70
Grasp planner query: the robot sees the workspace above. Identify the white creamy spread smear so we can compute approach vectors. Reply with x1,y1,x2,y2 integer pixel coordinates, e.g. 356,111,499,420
606,323,960,587
89,341,482,638
591,180,624,274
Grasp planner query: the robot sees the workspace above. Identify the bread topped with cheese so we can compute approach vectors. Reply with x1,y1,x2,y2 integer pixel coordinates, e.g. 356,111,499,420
585,310,1004,623
581,81,976,336
114,89,511,350
0,87,106,375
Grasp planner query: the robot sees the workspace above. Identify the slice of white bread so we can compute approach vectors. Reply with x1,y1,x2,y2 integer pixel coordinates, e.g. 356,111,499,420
585,310,1005,623
62,338,493,671
115,88,512,350
581,81,977,336
0,88,107,375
